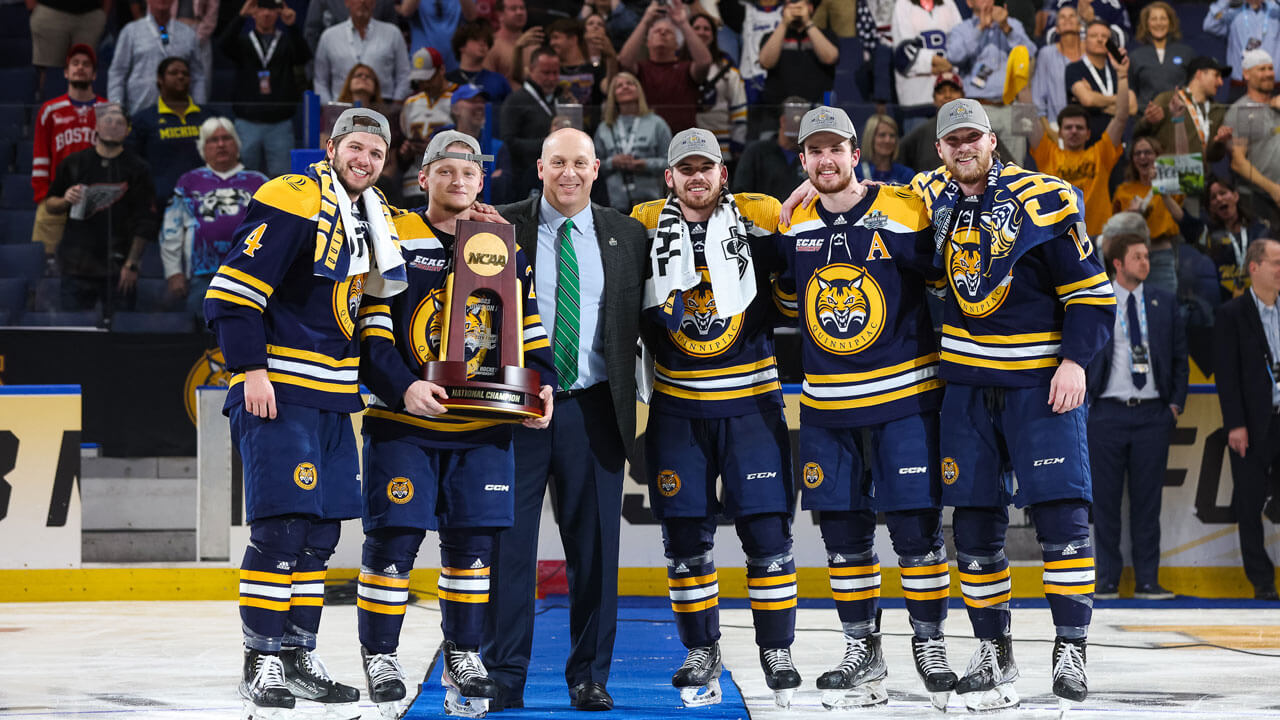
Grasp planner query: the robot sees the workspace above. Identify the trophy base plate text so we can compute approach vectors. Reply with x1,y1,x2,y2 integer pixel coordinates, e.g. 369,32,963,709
422,361,543,423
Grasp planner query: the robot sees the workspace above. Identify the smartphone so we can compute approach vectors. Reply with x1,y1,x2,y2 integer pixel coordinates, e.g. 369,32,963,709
1105,36,1125,64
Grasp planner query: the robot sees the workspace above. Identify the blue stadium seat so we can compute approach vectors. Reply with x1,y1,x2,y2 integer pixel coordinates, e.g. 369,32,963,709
0,276,27,322
135,277,183,312
20,309,101,327
1,173,33,209
0,70,35,103
0,39,32,69
111,311,194,333
32,277,60,312
0,208,35,244
0,241,43,282
139,242,164,278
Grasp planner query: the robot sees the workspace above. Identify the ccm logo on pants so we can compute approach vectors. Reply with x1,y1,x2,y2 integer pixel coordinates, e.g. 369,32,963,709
1033,457,1065,467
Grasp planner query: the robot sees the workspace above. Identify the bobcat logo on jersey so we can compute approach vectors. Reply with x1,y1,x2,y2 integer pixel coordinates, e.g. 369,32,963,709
947,228,1011,318
941,457,959,485
802,462,824,489
983,190,1021,261
387,477,414,504
334,273,367,339
668,272,744,357
657,470,682,497
294,462,318,490
183,348,232,425
804,264,885,355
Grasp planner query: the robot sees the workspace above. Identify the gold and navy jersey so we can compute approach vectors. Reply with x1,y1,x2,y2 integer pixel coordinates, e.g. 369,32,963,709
357,211,555,448
632,193,786,419
775,186,944,428
205,174,369,414
910,163,1116,387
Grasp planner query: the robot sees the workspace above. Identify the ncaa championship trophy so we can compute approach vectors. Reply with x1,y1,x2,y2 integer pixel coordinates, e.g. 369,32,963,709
421,219,545,421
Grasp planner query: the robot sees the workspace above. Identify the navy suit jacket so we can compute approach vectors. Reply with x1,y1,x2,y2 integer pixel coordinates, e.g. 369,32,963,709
1214,291,1279,442
1087,283,1189,409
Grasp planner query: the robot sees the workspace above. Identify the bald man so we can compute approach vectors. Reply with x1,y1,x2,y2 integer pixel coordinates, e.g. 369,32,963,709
482,128,649,711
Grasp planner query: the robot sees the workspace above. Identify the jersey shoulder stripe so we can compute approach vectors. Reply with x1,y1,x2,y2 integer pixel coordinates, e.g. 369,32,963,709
733,192,781,233
864,186,930,233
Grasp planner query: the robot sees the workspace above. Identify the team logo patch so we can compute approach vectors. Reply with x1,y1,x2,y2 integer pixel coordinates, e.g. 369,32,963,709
656,470,682,497
802,462,824,489
947,228,1011,318
862,209,888,231
668,271,743,357
804,264,885,355
941,457,959,485
333,273,366,339
387,477,414,504
183,348,232,426
294,462,318,490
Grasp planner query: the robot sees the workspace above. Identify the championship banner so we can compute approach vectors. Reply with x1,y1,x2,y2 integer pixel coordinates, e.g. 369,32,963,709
0,386,81,569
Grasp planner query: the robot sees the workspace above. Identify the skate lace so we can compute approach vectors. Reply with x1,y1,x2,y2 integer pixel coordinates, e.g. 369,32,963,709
1053,642,1085,684
367,652,405,687
681,646,713,670
254,655,288,691
297,649,334,682
835,637,871,672
964,639,999,679
451,649,488,683
761,648,796,673
915,637,950,675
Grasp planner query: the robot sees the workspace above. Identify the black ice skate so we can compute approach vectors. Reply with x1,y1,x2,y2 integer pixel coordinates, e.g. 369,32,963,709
1051,637,1088,715
672,644,723,707
758,647,802,709
912,635,958,711
816,633,888,710
955,635,1019,713
362,647,415,719
239,649,295,720
280,647,360,720
440,640,498,717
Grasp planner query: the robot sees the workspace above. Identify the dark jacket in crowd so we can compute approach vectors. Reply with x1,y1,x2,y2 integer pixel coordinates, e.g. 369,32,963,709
218,18,312,124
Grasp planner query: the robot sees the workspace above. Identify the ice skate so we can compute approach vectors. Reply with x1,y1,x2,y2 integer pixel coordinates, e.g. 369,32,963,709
816,634,888,710
955,636,1019,713
362,647,415,719
1051,637,1087,716
672,644,723,707
912,635,958,712
758,646,802,709
279,648,360,720
239,649,295,720
440,640,498,717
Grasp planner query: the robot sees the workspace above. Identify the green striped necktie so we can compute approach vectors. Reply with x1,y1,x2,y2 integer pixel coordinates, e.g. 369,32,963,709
553,218,580,390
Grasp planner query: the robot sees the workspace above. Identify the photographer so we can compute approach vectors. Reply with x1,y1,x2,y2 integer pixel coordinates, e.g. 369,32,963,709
756,0,838,134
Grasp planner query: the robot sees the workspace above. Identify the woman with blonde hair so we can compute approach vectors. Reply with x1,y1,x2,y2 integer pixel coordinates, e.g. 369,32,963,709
856,114,914,184
594,71,672,211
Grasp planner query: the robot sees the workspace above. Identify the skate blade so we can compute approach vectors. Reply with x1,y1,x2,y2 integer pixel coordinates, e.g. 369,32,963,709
240,699,293,720
1057,696,1083,718
375,698,414,720
443,687,490,718
960,684,1019,714
292,700,361,720
679,678,723,707
772,687,796,709
820,681,888,710
930,690,951,712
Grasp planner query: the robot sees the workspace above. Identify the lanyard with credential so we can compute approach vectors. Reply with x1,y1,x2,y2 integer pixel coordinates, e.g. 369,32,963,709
1231,224,1249,272
1084,59,1113,97
147,17,170,52
1176,87,1211,146
250,30,281,68
614,116,639,156
524,81,554,117
1117,289,1150,360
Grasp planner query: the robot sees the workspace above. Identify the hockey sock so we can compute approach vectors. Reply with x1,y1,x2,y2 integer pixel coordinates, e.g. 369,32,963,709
953,506,1012,639
357,527,425,655
662,515,719,648
738,513,796,649
886,509,949,638
437,527,495,650
282,519,339,650
1031,500,1094,640
818,510,880,638
240,515,311,652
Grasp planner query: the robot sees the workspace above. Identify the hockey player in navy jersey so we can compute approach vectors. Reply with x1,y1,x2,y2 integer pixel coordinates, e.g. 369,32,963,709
774,106,957,711
632,128,801,709
205,108,409,720
354,130,556,719
909,99,1116,712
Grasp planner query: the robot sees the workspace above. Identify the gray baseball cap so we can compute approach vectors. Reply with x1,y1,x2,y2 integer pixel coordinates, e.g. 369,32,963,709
421,129,495,167
797,105,857,146
331,107,391,147
668,128,722,166
936,99,992,140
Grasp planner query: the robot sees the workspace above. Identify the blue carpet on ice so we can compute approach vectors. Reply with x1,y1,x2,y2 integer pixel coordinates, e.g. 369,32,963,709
405,598,751,719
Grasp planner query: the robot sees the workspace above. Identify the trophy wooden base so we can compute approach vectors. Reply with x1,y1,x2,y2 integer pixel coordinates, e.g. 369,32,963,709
421,360,544,422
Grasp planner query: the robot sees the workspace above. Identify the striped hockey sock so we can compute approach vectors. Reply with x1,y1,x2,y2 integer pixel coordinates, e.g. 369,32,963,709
668,553,719,648
1042,539,1095,638
899,553,951,638
958,551,1012,639
437,563,491,649
239,544,295,653
746,552,797,648
356,564,412,655
828,550,880,637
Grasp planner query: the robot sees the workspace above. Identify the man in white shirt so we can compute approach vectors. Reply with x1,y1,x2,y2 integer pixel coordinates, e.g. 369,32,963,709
313,0,411,102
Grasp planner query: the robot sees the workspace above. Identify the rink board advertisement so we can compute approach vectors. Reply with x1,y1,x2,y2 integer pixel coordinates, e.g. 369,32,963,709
0,386,81,569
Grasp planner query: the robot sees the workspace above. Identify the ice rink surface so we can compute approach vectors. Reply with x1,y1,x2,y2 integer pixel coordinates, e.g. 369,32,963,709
2,600,1279,719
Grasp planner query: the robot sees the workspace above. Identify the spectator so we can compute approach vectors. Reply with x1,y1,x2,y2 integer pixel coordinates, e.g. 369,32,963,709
303,0,396,50
900,71,964,172
337,62,383,105
1040,0,1131,47
1028,98,1130,239
1225,49,1280,227
433,84,511,201
29,0,105,102
584,0,642,50
400,52,454,201
890,0,963,108
584,10,621,85
947,0,1033,103
160,118,268,321
857,114,914,184
501,46,572,199
108,0,207,115
44,103,157,315
593,71,671,211
313,0,411,103
853,0,894,102
127,57,211,210
718,0,784,103
618,1,712,134
1204,0,1280,84
31,44,104,259
1067,19,1138,143
1185,175,1271,300
689,10,747,164
1135,56,1231,188
1213,236,1280,601
544,18,608,126
757,0,838,126
731,97,808,200
1087,231,1187,601
217,0,310,180
484,0,529,84
446,19,513,106
173,0,217,102
401,0,478,71
1031,5,1083,125
1113,135,1183,294
1128,1,1195,109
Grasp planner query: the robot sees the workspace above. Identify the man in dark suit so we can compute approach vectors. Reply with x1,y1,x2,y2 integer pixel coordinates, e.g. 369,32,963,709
483,127,649,710
1087,233,1188,600
499,47,568,202
1214,237,1280,601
